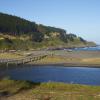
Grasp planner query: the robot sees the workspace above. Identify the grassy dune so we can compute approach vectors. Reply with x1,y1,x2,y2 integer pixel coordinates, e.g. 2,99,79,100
0,78,100,100
0,77,32,95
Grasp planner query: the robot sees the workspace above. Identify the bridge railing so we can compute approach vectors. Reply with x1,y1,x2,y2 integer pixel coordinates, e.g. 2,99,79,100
0,53,49,67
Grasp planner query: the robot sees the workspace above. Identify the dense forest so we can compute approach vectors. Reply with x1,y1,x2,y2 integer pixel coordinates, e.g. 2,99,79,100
0,13,65,36
0,12,96,50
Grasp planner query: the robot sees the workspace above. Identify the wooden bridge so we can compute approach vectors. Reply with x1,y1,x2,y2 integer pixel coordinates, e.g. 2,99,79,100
0,54,48,67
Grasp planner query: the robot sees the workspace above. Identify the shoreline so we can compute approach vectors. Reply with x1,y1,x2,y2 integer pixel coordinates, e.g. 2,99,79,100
1,59,100,69
1,62,100,79
28,63,100,68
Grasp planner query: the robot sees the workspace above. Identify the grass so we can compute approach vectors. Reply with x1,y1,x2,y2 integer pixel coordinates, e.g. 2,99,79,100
0,78,100,100
0,52,22,59
82,58,100,64
36,56,67,64
0,77,33,95
0,33,96,50
32,55,94,65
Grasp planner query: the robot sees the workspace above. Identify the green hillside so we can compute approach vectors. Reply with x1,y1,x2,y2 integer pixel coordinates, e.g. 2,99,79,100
0,12,96,50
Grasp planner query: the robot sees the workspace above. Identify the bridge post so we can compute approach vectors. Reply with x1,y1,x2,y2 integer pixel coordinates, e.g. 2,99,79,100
6,62,8,69
22,59,24,64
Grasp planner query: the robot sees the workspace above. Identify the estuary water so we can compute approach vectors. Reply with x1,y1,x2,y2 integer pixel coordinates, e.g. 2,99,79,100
6,66,100,85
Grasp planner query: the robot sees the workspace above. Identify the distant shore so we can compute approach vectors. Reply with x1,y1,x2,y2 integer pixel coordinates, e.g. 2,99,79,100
29,63,100,68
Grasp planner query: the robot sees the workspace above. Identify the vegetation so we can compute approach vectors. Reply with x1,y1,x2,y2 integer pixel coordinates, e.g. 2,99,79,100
0,78,100,100
0,77,33,95
28,50,100,66
0,12,96,50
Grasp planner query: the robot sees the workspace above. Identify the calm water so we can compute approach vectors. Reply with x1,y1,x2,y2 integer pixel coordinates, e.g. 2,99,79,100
6,66,100,85
47,46,100,51
61,46,100,51
73,46,100,51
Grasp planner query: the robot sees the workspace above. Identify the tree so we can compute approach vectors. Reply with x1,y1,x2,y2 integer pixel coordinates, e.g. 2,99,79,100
32,32,44,42
79,37,86,43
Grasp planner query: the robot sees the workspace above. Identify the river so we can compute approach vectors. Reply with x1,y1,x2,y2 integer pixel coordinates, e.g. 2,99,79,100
5,66,100,85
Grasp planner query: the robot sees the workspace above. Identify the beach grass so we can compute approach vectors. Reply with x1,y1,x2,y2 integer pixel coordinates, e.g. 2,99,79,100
0,78,100,100
0,52,22,59
0,77,33,95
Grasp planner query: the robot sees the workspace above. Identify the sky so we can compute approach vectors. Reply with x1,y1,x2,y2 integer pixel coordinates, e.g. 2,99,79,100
0,0,100,44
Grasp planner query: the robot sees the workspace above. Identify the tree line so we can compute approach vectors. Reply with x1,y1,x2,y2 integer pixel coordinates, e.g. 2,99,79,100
0,12,86,43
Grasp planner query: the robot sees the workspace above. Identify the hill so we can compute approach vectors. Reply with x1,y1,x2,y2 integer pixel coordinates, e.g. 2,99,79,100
0,12,96,50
